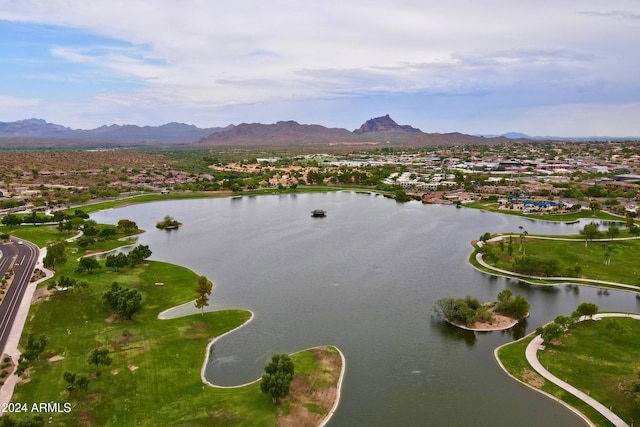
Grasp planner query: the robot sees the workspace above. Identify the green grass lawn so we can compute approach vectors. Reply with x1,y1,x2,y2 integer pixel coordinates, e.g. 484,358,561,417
1,224,71,248
8,232,339,426
463,202,624,222
497,336,615,427
537,317,640,426
68,185,369,215
486,238,640,285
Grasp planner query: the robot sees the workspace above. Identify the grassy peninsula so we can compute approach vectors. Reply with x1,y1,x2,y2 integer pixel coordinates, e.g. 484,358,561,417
497,316,640,426
5,224,343,426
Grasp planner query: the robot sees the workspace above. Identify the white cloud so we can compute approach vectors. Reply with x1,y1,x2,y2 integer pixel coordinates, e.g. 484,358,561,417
1,0,639,134
0,95,41,113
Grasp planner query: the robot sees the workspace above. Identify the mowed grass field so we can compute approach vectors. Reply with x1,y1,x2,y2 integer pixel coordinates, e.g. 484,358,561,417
3,225,339,426
496,336,612,427
537,317,640,426
9,258,266,426
486,237,640,285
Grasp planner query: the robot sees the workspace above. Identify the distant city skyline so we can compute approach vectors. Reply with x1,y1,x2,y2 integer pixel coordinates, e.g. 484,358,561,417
1,1,639,136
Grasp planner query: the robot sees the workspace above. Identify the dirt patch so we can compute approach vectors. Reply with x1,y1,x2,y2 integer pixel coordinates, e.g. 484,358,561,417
469,311,519,331
128,365,138,371
522,369,545,388
276,346,342,427
31,285,53,304
48,355,65,362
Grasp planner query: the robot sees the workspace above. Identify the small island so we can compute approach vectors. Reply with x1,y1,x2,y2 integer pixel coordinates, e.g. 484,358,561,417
156,215,182,230
435,289,529,331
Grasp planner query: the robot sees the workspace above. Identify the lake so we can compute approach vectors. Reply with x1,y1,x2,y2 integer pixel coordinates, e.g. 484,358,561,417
91,192,640,426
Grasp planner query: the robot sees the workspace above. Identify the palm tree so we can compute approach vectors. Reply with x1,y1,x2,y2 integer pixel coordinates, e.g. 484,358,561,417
518,226,528,254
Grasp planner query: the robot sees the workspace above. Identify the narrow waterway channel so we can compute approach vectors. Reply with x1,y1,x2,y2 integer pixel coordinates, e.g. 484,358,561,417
92,192,640,426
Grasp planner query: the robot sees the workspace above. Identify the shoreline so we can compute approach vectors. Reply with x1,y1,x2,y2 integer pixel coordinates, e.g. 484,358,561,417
444,316,519,332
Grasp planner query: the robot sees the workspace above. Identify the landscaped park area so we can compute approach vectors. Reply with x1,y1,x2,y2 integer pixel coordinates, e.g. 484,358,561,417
497,315,640,427
1,220,343,426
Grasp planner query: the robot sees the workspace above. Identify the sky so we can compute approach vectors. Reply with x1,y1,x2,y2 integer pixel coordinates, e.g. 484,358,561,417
1,0,639,136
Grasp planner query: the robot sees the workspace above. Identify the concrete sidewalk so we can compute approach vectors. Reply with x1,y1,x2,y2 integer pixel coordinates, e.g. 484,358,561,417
0,247,54,408
526,314,640,427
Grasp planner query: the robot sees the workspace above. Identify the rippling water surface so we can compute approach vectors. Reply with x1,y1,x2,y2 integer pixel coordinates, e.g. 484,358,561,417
92,192,640,426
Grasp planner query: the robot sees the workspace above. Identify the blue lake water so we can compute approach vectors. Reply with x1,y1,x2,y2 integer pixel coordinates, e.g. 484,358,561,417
91,192,640,426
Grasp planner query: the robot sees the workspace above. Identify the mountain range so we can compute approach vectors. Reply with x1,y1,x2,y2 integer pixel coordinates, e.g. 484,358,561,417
2,116,634,149
0,118,231,145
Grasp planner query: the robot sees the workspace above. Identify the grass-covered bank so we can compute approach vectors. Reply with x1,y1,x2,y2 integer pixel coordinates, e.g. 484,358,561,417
462,201,625,223
6,226,343,425
64,185,379,216
496,317,640,427
470,235,640,291
537,317,640,425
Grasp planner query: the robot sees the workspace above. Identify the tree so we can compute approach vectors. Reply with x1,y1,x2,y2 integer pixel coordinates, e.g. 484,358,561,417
518,226,528,254
589,201,601,214
603,244,613,266
539,323,565,344
479,232,491,243
102,282,142,320
194,275,213,315
87,348,112,375
105,253,129,272
43,242,67,269
127,244,152,266
573,302,599,319
260,354,295,404
64,371,90,391
580,223,601,247
76,256,100,273
117,219,138,233
1,214,21,226
606,226,620,240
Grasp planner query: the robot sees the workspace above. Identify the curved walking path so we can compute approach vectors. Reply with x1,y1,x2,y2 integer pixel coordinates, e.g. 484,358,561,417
525,313,640,427
474,252,640,292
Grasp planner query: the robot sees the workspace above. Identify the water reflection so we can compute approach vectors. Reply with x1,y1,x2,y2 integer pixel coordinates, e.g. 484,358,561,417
437,321,478,347
88,193,638,427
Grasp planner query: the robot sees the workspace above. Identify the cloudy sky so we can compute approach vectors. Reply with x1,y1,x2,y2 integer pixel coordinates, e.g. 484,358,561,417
1,0,639,136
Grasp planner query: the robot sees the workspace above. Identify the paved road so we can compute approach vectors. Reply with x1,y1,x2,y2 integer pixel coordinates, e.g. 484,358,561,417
0,239,39,356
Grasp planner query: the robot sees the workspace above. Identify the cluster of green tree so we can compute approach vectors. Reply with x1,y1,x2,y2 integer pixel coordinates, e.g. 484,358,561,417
583,184,637,199
46,275,88,291
63,371,90,391
156,215,182,230
435,289,530,327
434,296,493,326
260,354,294,404
536,302,599,344
105,245,152,272
0,199,25,209
494,289,530,320
0,413,47,427
102,282,142,320
1,212,52,226
511,255,560,277
43,241,67,269
15,333,48,376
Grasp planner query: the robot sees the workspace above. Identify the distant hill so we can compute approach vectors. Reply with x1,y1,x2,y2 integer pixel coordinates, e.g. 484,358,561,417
0,119,232,145
197,120,354,146
3,116,594,149
198,115,509,147
354,114,422,134
477,131,640,142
